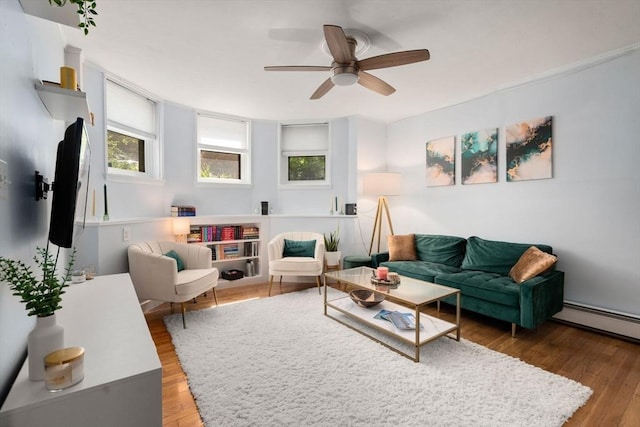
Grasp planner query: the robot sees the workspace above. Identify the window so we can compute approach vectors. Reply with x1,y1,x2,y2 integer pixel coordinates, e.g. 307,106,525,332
105,78,161,179
280,123,330,186
197,113,251,184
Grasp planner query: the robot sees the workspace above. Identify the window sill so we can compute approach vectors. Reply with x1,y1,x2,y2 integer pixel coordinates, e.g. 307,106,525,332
107,173,165,186
195,181,252,189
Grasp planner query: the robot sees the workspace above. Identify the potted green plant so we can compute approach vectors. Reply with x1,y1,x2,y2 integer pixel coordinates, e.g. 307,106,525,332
323,227,341,267
0,246,76,380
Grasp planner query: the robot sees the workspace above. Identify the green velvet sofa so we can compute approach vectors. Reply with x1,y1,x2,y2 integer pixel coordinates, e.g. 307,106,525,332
372,235,564,336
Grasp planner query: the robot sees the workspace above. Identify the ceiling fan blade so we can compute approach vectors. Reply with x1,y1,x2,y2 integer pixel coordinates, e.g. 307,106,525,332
357,71,396,96
310,78,335,99
264,66,331,72
323,25,352,64
358,49,430,71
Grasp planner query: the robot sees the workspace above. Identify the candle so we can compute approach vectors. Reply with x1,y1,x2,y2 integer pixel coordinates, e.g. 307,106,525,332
376,267,389,280
335,196,338,211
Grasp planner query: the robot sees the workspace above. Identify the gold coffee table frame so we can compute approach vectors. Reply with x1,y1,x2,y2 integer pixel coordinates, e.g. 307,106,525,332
323,267,460,362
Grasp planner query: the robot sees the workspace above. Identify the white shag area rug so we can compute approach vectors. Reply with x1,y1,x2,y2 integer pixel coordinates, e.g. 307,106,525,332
164,288,592,427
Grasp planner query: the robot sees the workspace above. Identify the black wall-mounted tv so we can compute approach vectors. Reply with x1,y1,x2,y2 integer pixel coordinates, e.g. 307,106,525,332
48,117,91,248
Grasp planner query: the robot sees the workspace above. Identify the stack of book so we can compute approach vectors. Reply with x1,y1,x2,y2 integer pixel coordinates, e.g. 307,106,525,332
171,205,196,217
219,243,240,259
242,226,260,239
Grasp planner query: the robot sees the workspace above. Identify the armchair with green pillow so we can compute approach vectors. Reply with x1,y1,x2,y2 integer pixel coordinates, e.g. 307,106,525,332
267,232,325,296
372,234,564,336
127,241,219,328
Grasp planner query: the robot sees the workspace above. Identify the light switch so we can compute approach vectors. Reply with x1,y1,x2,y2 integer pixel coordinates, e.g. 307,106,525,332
0,159,9,200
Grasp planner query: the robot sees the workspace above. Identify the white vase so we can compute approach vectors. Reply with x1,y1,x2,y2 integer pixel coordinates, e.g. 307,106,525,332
28,314,64,381
325,251,341,267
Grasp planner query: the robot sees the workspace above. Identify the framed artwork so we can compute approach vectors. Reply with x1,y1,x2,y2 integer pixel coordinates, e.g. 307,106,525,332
426,136,455,186
506,116,553,181
461,128,498,184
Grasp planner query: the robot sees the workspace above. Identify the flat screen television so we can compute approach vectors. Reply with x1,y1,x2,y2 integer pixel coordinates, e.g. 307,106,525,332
48,117,91,248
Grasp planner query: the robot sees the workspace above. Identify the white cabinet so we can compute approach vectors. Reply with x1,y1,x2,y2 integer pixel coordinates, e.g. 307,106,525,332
0,274,162,427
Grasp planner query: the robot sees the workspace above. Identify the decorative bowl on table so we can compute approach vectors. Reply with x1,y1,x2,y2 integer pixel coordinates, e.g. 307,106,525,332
349,289,385,308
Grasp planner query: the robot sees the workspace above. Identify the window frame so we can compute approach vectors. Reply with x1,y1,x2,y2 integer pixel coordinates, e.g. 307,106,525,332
278,121,331,188
104,75,163,183
196,112,252,186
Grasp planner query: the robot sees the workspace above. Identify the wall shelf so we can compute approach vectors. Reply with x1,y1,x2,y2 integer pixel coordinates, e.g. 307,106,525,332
19,0,81,28
35,82,90,122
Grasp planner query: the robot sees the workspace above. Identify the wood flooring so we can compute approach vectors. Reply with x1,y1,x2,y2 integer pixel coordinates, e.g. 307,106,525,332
144,282,640,427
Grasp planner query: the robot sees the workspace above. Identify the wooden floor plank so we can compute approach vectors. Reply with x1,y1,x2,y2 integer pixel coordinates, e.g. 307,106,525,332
145,281,640,426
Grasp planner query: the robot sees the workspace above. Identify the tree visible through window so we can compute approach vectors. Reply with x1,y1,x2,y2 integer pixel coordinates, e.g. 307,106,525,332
288,155,325,181
197,113,250,184
200,150,241,179
107,130,145,172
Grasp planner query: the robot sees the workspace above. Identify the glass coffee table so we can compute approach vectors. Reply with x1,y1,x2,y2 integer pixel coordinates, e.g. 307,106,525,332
323,267,460,362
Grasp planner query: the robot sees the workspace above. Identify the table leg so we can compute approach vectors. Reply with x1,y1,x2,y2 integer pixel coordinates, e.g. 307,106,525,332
323,275,327,315
415,305,420,362
456,292,461,341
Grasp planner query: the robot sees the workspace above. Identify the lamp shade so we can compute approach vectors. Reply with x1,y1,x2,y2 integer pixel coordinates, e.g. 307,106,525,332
172,218,191,236
363,173,401,196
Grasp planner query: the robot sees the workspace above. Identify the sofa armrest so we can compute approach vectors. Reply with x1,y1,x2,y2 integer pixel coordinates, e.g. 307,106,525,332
127,250,179,301
519,270,564,329
371,252,390,268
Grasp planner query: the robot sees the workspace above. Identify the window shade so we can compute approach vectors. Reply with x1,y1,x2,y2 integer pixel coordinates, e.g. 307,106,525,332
106,80,156,135
281,124,328,151
198,114,247,149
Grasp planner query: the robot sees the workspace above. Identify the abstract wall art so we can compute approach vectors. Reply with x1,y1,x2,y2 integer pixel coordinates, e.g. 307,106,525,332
426,136,455,186
506,116,553,181
461,128,498,184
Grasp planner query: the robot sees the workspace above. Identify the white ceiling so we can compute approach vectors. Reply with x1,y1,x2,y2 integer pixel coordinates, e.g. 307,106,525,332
61,0,640,124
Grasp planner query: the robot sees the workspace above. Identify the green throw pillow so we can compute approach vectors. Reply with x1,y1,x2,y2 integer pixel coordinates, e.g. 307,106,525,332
283,239,316,258
164,250,185,272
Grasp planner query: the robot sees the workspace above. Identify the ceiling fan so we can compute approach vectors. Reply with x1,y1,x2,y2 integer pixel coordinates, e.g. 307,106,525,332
264,24,430,99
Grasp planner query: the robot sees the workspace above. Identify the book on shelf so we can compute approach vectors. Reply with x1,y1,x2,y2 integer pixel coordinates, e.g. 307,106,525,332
243,241,259,257
242,226,260,239
171,205,196,217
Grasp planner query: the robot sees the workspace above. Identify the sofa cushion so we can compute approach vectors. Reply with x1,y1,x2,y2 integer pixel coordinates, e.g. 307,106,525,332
509,246,558,283
164,250,185,272
388,234,417,261
435,270,520,307
283,239,316,257
415,234,467,267
380,260,461,283
461,236,553,275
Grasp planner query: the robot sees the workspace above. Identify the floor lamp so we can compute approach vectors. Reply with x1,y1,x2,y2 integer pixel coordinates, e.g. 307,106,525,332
363,173,401,255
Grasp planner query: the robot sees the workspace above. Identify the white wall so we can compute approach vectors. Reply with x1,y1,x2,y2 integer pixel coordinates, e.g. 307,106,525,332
0,1,67,405
385,49,640,317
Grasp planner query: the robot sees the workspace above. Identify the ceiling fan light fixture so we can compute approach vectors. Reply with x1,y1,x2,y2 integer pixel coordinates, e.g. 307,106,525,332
331,65,359,86
331,72,358,86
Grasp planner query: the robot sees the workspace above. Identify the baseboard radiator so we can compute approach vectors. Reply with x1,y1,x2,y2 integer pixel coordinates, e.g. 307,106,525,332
553,302,640,341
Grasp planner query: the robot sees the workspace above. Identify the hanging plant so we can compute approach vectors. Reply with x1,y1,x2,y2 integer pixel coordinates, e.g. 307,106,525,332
48,0,98,35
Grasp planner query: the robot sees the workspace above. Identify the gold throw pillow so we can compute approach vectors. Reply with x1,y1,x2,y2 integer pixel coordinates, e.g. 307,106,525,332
509,246,558,284
388,234,417,261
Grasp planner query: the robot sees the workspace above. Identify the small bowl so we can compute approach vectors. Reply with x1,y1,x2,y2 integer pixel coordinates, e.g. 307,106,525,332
349,289,385,308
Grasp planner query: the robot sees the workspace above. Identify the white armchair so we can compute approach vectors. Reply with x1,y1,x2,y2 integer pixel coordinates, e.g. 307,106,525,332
268,232,325,296
127,241,219,328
